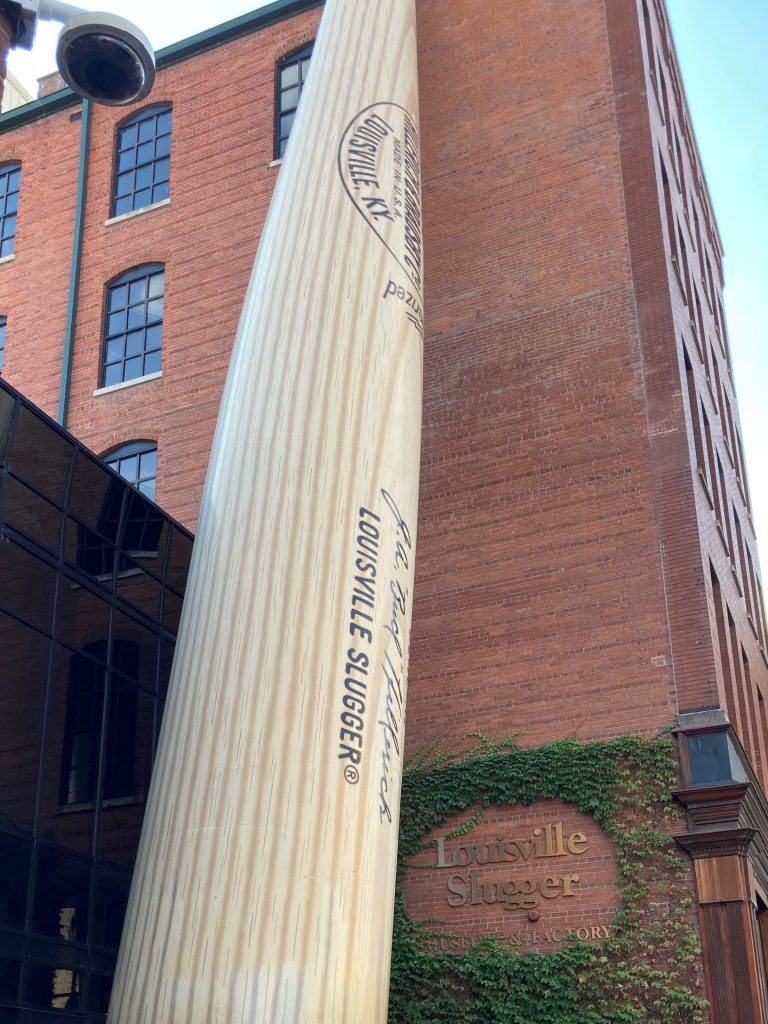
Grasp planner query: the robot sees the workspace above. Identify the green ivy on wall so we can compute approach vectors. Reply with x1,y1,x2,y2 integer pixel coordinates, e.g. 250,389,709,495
388,735,708,1024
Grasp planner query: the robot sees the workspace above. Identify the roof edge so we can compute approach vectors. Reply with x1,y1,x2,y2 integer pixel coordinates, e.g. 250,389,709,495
0,0,323,132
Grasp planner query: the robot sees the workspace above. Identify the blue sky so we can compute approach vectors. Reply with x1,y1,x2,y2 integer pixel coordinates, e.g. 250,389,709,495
8,0,767,564
665,0,768,568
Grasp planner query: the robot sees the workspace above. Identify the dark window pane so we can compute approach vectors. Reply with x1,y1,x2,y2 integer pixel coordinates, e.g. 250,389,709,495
153,157,170,183
108,284,128,311
280,62,299,88
0,833,32,928
0,956,21,1000
126,306,145,330
5,190,18,214
276,47,312,157
114,196,132,217
69,453,120,532
10,407,72,503
32,846,92,942
56,578,111,657
0,542,57,634
123,357,143,381
107,310,126,335
152,180,169,204
115,171,132,197
125,329,145,357
146,298,163,322
137,117,155,143
281,85,300,110
3,476,62,554
111,108,171,216
136,140,153,164
119,124,137,149
1,237,13,257
128,279,146,304
103,363,122,387
134,164,152,190
91,865,130,950
106,338,123,363
165,528,192,595
147,271,164,298
145,324,162,352
143,349,161,376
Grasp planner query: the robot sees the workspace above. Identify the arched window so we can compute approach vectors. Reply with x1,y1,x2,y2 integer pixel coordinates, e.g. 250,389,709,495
105,440,157,500
0,162,21,257
102,264,164,387
0,315,6,373
275,44,313,158
112,105,171,217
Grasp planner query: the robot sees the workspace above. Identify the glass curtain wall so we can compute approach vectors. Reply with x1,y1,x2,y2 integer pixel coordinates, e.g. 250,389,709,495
0,379,192,1023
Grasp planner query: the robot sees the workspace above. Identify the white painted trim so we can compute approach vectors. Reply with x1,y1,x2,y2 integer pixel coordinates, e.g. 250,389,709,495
0,253,15,265
269,158,283,168
104,198,170,226
93,370,162,396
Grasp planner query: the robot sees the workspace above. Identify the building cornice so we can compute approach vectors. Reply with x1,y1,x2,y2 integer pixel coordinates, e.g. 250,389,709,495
0,0,324,133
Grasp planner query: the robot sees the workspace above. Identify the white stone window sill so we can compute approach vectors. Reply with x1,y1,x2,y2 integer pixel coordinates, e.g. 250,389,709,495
93,370,162,396
0,253,15,266
105,197,170,226
269,158,283,168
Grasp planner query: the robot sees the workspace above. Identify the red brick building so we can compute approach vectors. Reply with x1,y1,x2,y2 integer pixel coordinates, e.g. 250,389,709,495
1,0,767,1019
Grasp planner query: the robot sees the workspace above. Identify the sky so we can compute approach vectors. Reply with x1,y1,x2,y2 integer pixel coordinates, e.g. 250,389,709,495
8,0,768,564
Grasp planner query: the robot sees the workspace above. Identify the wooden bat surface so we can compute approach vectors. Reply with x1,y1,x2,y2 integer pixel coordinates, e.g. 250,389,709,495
107,0,423,1021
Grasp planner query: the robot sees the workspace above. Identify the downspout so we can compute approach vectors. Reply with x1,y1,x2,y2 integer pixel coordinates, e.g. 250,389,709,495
57,96,90,427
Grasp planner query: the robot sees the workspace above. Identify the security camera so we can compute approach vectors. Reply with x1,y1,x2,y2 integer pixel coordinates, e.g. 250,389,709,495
3,0,155,106
55,11,155,106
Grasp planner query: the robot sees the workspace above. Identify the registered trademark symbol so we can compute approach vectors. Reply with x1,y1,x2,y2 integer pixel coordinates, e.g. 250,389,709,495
344,765,359,785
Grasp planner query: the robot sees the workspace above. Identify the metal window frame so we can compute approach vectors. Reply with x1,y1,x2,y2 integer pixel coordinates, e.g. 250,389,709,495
101,265,164,387
274,42,314,159
110,105,172,219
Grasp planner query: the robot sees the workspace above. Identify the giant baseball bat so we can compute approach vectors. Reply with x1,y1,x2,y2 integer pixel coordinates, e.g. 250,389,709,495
106,1,423,1021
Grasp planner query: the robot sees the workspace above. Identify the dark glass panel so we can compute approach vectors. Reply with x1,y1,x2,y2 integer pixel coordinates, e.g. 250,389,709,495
1,237,13,257
9,408,72,505
36,647,95,852
5,190,18,214
0,617,49,831
165,529,192,596
107,310,126,335
114,171,132,197
137,117,154,143
145,324,162,352
119,124,137,149
152,180,169,204
123,356,142,381
111,611,157,694
107,285,127,312
84,972,113,1013
0,956,21,1000
103,363,122,387
156,110,172,134
155,133,170,159
31,846,91,943
69,453,124,537
0,543,57,635
158,640,175,701
127,279,146,305
3,476,62,555
161,589,182,635
134,188,151,209
124,329,144,355
0,386,16,464
281,85,299,110
91,865,130,951
113,195,132,218
22,961,84,1010
687,732,733,785
116,149,134,173
134,164,152,190
0,832,32,928
280,62,299,88
153,157,170,183
115,558,161,620
56,578,110,657
135,141,153,165
147,272,163,300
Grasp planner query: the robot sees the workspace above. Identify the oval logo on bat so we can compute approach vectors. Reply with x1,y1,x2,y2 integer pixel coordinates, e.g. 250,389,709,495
338,102,423,300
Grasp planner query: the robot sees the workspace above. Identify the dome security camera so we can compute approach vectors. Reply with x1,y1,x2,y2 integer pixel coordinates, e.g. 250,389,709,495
55,11,155,105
